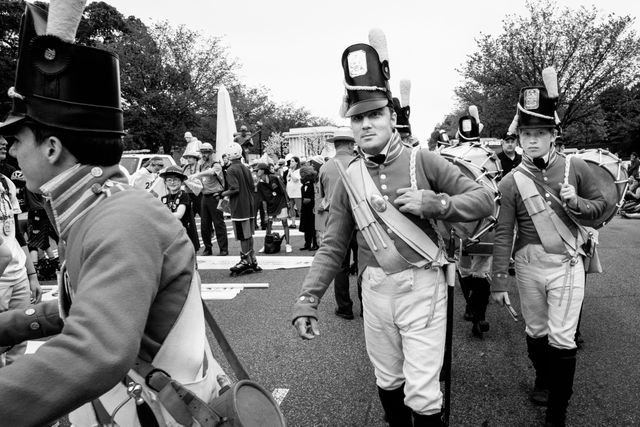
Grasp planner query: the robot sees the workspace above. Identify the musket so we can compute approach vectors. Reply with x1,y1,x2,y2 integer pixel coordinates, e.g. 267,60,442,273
441,228,457,426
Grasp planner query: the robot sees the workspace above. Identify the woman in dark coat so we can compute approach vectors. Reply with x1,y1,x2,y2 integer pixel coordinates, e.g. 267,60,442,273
299,165,318,250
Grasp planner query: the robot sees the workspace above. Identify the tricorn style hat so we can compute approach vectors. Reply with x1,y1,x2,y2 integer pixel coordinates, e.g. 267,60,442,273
515,67,560,130
393,79,411,135
456,106,483,142
340,29,393,118
1,1,123,136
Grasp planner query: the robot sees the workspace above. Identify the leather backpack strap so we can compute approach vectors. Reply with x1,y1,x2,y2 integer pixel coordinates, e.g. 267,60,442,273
513,171,570,254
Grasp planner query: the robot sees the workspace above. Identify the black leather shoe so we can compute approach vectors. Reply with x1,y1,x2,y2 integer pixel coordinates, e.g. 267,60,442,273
334,309,354,320
202,248,213,256
299,246,310,251
219,250,228,256
310,245,319,251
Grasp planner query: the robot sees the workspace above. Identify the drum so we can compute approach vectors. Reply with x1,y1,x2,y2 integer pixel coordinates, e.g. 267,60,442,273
438,143,502,246
210,380,287,426
572,149,628,229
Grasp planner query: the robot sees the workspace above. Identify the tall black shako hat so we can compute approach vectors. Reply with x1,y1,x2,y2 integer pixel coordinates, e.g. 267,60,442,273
509,67,560,132
340,29,392,118
392,79,411,135
0,0,124,136
456,105,483,142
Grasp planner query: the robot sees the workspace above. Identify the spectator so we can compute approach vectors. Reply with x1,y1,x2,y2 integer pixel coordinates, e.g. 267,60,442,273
286,156,301,228
191,157,228,256
181,148,203,220
130,156,163,190
221,143,260,274
25,190,59,279
255,163,292,253
299,165,318,251
160,166,200,251
498,133,522,176
180,131,202,165
628,152,639,179
0,171,41,367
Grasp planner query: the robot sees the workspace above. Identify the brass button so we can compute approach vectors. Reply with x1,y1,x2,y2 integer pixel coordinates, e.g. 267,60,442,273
25,308,35,316
383,195,389,201
308,297,315,303
29,322,40,330
381,184,387,190
543,177,548,182
380,174,387,180
379,165,385,170
386,228,392,234
91,167,103,177
545,193,550,198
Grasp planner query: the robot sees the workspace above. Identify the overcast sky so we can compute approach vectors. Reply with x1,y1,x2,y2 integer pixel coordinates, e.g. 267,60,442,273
102,0,640,140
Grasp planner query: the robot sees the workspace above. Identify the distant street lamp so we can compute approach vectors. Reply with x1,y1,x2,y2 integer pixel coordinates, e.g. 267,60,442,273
256,121,263,156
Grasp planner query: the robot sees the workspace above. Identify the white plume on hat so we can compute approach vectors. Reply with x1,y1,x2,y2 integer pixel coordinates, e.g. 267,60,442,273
508,114,519,135
542,67,559,99
399,79,411,107
47,0,87,43
368,28,388,62
469,105,484,134
338,93,349,118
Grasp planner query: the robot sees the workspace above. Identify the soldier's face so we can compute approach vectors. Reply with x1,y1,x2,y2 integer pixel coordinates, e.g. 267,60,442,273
518,127,555,158
350,107,396,155
9,126,53,192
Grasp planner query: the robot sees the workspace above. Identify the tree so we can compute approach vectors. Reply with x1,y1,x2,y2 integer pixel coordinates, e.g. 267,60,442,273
455,0,640,146
263,131,288,158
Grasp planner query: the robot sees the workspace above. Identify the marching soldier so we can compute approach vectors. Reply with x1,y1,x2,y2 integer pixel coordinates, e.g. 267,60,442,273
491,67,606,427
0,2,224,425
393,79,420,147
292,29,494,427
453,106,493,338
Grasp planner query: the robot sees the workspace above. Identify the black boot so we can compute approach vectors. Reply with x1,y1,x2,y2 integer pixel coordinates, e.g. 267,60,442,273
458,274,473,321
526,335,550,406
545,347,577,427
377,385,412,427
412,411,444,427
470,277,491,338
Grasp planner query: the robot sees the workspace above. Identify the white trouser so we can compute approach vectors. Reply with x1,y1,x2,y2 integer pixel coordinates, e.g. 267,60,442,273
361,265,447,415
515,244,584,350
0,275,30,366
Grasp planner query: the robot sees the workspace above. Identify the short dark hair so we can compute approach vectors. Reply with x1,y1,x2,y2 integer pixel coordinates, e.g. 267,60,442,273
29,122,123,166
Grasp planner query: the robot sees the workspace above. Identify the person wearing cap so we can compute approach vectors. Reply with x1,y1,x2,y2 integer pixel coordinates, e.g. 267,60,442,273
180,131,202,165
190,144,229,256
554,134,566,154
181,147,203,220
160,166,199,251
129,156,164,190
255,162,292,252
498,133,522,176
221,142,261,274
292,29,494,426
490,68,606,427
317,128,359,319
393,79,420,147
0,3,224,425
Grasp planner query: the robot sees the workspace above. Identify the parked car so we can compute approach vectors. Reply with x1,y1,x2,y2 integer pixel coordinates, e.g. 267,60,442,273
119,152,177,175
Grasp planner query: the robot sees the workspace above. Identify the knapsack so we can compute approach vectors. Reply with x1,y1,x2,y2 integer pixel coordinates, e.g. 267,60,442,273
264,232,284,254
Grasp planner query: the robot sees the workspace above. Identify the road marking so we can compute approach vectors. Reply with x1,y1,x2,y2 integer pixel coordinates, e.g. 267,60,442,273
198,256,313,270
202,283,269,289
202,288,242,300
272,388,289,405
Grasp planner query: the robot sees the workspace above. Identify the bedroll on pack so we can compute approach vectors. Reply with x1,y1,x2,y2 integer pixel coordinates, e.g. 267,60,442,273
264,233,283,254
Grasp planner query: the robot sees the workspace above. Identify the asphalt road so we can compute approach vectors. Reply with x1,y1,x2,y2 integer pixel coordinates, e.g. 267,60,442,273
198,215,640,427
